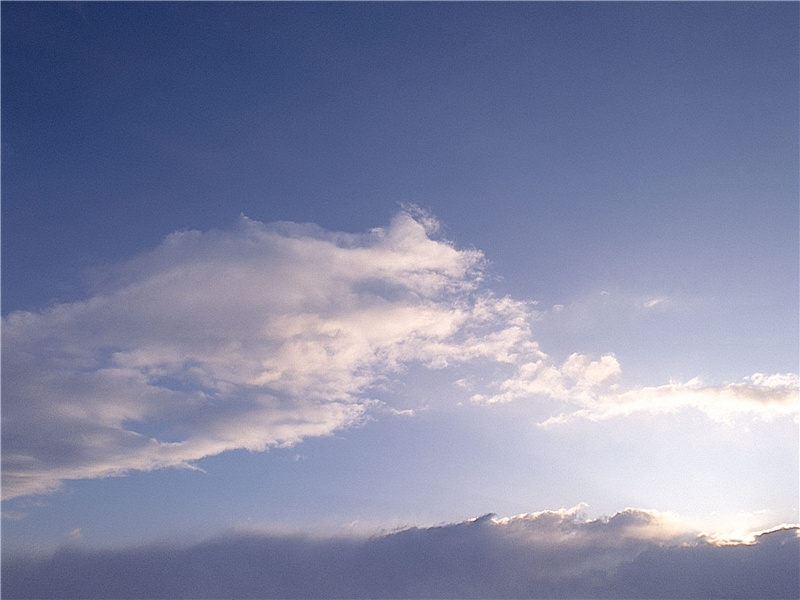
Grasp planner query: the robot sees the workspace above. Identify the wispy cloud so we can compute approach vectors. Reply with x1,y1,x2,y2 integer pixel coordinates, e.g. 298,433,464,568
3,507,797,599
2,209,797,499
643,296,667,309
475,354,799,425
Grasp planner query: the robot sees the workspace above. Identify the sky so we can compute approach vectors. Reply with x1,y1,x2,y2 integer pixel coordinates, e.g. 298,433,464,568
2,2,799,598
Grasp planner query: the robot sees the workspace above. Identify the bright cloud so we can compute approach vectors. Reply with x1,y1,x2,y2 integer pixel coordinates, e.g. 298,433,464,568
1,209,532,500
474,353,798,425
471,352,623,405
2,209,797,500
534,371,800,426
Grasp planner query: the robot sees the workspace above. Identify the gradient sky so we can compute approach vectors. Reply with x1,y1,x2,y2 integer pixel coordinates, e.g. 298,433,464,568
2,2,798,595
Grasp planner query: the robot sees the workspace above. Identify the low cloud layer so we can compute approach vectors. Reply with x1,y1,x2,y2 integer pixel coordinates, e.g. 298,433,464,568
3,507,798,599
2,209,797,499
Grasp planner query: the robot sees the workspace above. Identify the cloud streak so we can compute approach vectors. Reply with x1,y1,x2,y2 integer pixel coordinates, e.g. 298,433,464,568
2,209,797,499
3,508,798,599
475,354,799,426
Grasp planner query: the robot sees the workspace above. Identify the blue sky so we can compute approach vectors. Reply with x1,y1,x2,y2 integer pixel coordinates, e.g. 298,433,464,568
2,3,798,597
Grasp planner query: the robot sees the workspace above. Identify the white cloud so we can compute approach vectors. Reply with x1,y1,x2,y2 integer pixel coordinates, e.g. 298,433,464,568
472,352,622,405
1,209,532,500
490,504,694,547
474,351,798,425
643,297,666,308
535,372,800,426
3,209,797,500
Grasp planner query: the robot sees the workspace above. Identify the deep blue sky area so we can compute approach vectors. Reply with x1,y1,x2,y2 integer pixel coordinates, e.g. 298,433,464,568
1,3,798,598
3,2,797,312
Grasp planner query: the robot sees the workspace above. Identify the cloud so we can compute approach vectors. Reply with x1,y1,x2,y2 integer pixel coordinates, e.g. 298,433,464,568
607,525,800,599
1,209,534,500
588,372,800,423
471,352,623,405
3,508,797,599
474,354,798,425
2,209,797,499
644,296,667,308
537,371,800,426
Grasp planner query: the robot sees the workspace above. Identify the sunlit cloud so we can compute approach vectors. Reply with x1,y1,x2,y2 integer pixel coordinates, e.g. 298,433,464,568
1,209,532,500
474,353,798,425
534,372,800,426
3,209,797,500
697,522,800,547
489,504,695,548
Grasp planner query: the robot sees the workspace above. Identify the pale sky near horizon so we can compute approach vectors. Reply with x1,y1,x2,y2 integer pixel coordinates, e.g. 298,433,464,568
2,3,798,595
